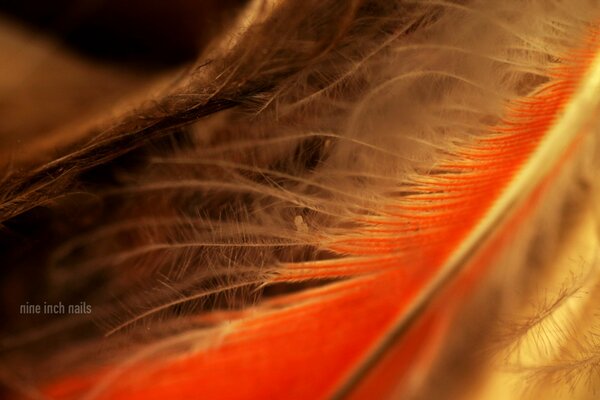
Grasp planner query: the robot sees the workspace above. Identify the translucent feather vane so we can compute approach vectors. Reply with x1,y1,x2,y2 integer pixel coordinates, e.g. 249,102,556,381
2,1,600,399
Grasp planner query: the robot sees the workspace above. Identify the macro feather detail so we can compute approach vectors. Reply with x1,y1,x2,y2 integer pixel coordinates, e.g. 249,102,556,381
2,1,600,399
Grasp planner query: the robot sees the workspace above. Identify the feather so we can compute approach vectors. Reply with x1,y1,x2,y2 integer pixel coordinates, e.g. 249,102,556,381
2,1,600,399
